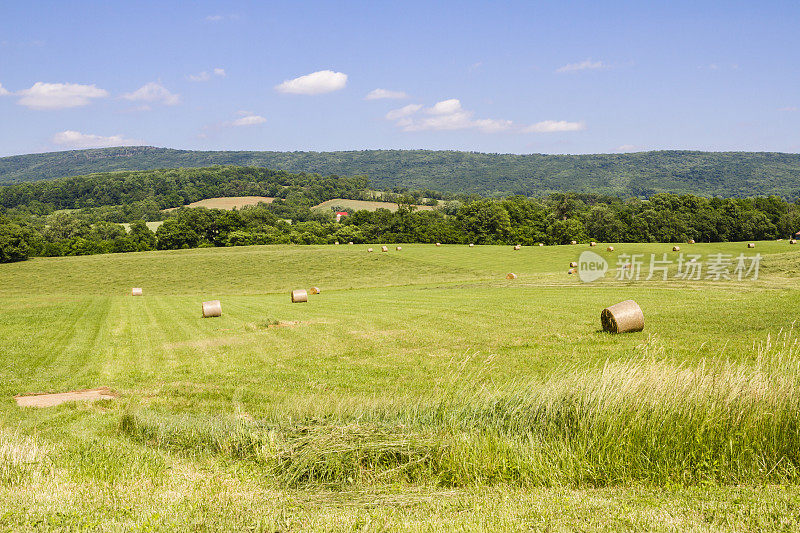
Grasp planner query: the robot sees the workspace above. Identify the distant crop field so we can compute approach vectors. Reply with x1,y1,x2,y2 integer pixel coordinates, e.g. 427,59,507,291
120,221,164,232
164,196,275,211
312,198,437,212
1,241,799,530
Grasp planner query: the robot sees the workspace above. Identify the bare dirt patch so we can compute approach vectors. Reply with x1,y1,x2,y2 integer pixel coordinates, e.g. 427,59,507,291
15,387,118,408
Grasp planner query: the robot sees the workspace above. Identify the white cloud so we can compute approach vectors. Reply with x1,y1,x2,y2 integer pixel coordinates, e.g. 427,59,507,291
365,88,408,100
387,99,512,133
385,104,422,120
17,82,109,110
122,82,180,106
616,144,641,152
386,98,585,134
231,114,266,126
52,130,140,149
275,70,347,95
189,68,226,82
0,83,9,96
556,59,606,73
779,106,798,112
188,71,211,82
523,120,586,133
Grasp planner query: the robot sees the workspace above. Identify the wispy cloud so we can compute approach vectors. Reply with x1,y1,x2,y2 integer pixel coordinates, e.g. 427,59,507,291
52,130,140,149
386,98,584,135
206,14,239,22
556,59,607,73
275,70,347,95
365,88,408,100
16,82,109,110
0,83,10,96
616,144,642,152
779,106,798,112
122,82,180,106
231,112,266,126
523,120,586,133
188,68,226,82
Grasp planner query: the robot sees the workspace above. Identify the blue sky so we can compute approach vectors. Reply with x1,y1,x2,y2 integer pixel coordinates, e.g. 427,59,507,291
1,0,798,156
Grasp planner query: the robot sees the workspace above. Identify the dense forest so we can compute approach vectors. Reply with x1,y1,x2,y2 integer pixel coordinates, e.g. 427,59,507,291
3,146,800,198
0,166,798,263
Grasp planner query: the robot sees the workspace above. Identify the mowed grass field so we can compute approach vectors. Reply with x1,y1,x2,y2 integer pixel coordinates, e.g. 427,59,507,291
312,198,436,212
163,196,275,211
1,242,800,531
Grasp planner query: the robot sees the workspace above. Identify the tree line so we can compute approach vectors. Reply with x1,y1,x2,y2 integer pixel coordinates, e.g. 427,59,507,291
2,191,798,263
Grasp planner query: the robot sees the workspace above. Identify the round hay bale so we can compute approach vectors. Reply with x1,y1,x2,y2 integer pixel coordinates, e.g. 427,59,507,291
469,243,474,247
396,246,402,251
435,242,442,247
513,244,521,250
334,241,339,245
538,243,544,247
569,261,578,268
601,300,644,334
748,243,755,248
673,246,680,252
506,272,517,280
291,289,308,303
381,245,389,252
791,239,797,244
131,287,143,296
571,240,577,245
348,242,354,245
688,239,695,244
606,246,615,252
202,300,222,318
590,242,597,247
367,247,373,252
309,287,321,295
568,268,576,274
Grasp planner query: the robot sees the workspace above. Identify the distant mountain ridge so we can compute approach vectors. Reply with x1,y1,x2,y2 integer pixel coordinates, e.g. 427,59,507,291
2,146,800,198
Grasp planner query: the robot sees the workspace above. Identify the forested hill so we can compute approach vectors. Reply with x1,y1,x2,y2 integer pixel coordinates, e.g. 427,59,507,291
2,146,800,198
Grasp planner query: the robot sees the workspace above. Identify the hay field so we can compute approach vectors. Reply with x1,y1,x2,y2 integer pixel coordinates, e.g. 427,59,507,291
1,242,800,530
312,198,436,212
163,196,275,211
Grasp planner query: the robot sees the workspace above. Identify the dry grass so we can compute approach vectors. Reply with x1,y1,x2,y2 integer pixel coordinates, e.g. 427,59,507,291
311,199,436,212
163,196,275,211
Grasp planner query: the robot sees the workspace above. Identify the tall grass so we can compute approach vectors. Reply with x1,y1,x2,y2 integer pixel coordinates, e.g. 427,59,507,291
120,329,800,488
0,429,50,486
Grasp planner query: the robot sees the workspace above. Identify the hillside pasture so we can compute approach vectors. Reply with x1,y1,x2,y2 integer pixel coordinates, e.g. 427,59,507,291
163,195,275,211
0,242,799,530
312,198,436,212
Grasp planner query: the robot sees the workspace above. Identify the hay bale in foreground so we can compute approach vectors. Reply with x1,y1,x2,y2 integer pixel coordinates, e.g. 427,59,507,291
688,239,695,244
469,243,474,247
538,243,544,247
748,243,756,248
590,242,597,247
349,242,354,245
568,268,576,275
601,300,644,334
791,239,797,244
673,246,681,252
202,300,222,318
571,240,577,245
396,246,402,251
291,289,308,303
131,288,142,296
569,261,578,268
334,241,339,245
506,272,517,279
381,245,389,252
367,248,373,252
309,287,321,295
514,245,521,250
435,242,441,247
607,246,615,252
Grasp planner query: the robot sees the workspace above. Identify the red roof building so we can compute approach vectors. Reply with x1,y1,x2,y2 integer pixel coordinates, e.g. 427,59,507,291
335,211,349,222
